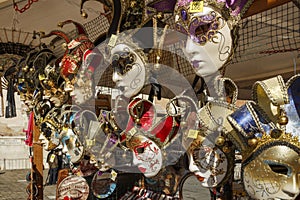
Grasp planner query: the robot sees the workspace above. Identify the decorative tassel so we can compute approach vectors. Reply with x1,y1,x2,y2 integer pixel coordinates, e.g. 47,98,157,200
24,111,34,146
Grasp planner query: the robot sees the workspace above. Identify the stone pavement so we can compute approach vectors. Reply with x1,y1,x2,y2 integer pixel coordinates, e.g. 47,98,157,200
0,169,56,200
0,169,211,200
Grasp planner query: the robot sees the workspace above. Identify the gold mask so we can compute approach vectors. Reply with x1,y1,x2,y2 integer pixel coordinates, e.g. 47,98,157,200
243,144,300,200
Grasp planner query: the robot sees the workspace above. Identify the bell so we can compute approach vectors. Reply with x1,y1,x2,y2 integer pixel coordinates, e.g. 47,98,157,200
114,126,118,131
39,31,45,37
215,136,225,146
104,127,109,133
99,159,105,164
222,146,231,153
247,138,258,147
130,1,136,7
81,11,88,19
22,66,28,72
270,129,282,139
135,118,140,124
279,114,288,126
61,43,67,50
156,12,164,20
180,121,187,127
57,22,63,28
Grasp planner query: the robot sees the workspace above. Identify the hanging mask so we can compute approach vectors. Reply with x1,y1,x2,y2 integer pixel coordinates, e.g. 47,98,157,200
242,143,300,200
111,43,146,98
57,175,89,200
227,75,300,199
187,100,237,188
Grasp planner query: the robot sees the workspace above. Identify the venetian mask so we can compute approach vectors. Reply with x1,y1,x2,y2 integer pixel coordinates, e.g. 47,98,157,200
128,134,163,178
70,49,102,105
243,144,300,200
57,175,89,200
188,133,228,188
186,100,236,188
111,43,146,98
39,121,60,151
175,3,233,77
60,127,84,164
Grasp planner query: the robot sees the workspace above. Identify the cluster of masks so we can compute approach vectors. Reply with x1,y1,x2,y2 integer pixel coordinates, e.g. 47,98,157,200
8,0,300,199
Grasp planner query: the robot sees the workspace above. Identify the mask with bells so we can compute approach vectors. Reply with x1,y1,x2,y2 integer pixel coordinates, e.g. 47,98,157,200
227,75,300,200
187,99,237,188
121,98,180,178
57,20,95,92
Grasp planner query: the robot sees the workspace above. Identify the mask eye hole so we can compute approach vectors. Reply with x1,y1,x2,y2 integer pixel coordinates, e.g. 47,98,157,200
268,163,289,176
195,23,211,37
136,147,145,154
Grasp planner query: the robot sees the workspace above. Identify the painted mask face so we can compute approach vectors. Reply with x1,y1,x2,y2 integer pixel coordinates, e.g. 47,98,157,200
60,128,84,163
111,44,146,98
39,122,59,151
57,175,89,200
188,137,228,187
130,135,163,177
243,145,300,200
175,6,232,77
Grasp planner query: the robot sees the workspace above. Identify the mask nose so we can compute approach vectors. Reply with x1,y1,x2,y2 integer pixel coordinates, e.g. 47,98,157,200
112,71,123,83
38,134,45,142
184,37,198,60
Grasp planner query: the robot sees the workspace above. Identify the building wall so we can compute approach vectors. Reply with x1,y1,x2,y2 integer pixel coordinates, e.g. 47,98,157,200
0,136,48,170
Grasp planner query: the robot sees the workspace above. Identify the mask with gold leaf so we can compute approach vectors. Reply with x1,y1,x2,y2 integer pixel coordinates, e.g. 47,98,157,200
41,20,94,93
105,0,174,100
186,99,237,188
226,75,300,200
174,0,254,77
38,107,61,151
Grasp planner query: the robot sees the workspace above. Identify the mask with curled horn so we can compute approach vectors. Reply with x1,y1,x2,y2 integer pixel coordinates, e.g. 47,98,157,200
57,20,95,92
119,98,180,177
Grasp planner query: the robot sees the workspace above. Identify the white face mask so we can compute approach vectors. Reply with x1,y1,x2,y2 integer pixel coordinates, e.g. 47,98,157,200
243,145,300,200
188,137,228,187
130,135,163,177
175,6,233,78
111,44,146,98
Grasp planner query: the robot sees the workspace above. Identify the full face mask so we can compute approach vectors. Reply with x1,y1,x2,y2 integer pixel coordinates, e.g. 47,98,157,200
227,75,300,200
111,43,146,98
187,100,237,187
121,98,180,177
174,0,254,76
242,144,300,200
